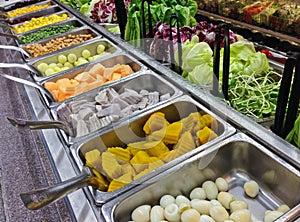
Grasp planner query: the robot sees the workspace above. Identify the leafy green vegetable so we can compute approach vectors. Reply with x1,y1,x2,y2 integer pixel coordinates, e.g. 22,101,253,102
187,62,213,85
244,52,270,76
125,0,198,44
80,3,90,14
286,114,300,148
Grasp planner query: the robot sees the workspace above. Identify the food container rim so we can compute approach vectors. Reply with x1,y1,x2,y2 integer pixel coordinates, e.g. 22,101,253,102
24,29,102,64
101,132,300,222
28,36,122,78
37,52,148,108
6,0,59,21
50,70,184,145
16,17,87,47
69,94,236,205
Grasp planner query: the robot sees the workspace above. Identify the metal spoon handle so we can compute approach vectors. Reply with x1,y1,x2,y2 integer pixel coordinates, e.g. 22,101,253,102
20,166,93,210
0,62,37,73
0,22,13,30
7,117,75,137
0,32,18,40
0,45,30,57
0,73,55,102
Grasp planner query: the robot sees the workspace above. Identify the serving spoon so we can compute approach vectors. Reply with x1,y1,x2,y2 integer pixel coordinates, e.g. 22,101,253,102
20,164,109,210
7,117,75,137
0,73,55,102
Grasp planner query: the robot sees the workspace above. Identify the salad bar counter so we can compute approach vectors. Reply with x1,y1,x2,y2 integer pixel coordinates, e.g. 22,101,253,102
0,0,300,221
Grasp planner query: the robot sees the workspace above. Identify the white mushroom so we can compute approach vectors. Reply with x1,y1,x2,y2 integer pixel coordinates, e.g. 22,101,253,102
160,194,175,208
210,199,222,207
150,205,165,222
180,209,201,222
229,200,248,213
210,205,229,222
189,187,206,200
202,181,218,200
217,191,235,209
277,204,290,213
229,209,252,222
199,215,216,222
244,180,259,198
131,205,151,222
175,195,191,207
215,177,229,192
164,203,180,222
191,199,212,215
178,203,191,214
264,210,284,222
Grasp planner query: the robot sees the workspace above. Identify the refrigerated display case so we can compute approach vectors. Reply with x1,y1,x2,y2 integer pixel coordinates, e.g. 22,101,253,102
0,0,299,221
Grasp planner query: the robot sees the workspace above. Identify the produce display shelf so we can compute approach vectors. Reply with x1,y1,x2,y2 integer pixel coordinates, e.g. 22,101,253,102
1,0,300,221
196,9,300,52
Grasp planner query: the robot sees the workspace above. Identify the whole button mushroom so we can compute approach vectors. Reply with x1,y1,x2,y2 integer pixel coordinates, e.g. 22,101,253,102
229,209,252,222
229,200,248,213
202,181,218,200
199,215,216,222
215,177,229,192
264,210,284,222
180,209,201,222
217,191,235,209
150,205,165,222
277,204,290,213
244,180,259,198
210,205,229,222
160,194,175,208
131,205,151,222
191,199,212,215
189,187,206,200
164,203,180,222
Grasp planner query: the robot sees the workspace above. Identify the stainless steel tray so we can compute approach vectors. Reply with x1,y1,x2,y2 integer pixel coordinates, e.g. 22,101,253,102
51,71,183,144
16,18,85,46
39,53,145,107
4,0,57,22
11,7,71,35
30,38,121,81
21,27,101,62
70,95,236,205
101,133,300,222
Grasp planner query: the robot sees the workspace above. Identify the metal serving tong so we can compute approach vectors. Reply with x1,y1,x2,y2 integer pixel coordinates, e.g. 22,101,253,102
0,73,55,102
114,0,127,39
169,14,182,74
271,53,300,138
7,117,75,137
0,44,31,58
141,0,153,53
20,165,109,210
212,23,230,100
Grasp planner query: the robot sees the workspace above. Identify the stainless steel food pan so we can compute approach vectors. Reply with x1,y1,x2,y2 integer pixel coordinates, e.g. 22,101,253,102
1,0,52,14
40,53,145,107
11,7,70,34
30,38,121,81
50,71,183,144
16,18,85,46
70,95,236,205
20,27,101,62
102,133,300,222
3,0,57,22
